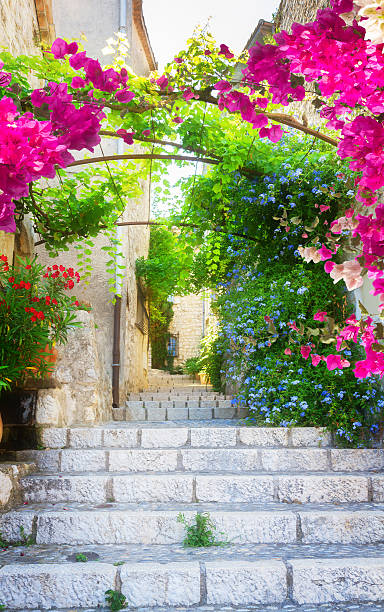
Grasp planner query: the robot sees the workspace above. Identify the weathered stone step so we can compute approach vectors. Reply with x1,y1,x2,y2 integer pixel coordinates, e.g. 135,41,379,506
120,400,238,420
20,472,384,504
35,424,332,449
2,502,384,545
1,543,384,608
16,447,384,474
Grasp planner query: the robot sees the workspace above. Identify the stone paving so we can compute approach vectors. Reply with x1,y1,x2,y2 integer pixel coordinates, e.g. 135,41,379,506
1,378,384,609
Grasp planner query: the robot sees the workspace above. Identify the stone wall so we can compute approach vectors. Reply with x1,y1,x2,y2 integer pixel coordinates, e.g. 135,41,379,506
0,462,35,512
168,293,215,367
35,311,110,426
34,0,152,419
275,0,329,30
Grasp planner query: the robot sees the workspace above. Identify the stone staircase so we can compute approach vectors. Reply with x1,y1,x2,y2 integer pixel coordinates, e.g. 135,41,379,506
1,379,384,609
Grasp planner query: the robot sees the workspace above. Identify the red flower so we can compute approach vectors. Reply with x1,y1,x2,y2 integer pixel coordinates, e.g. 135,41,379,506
52,298,58,306
8,276,15,283
31,296,40,302
45,296,51,305
52,265,58,270
59,265,65,272
25,265,31,270
0,254,8,262
65,279,75,289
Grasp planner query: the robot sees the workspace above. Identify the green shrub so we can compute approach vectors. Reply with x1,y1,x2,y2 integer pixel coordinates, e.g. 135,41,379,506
183,356,201,376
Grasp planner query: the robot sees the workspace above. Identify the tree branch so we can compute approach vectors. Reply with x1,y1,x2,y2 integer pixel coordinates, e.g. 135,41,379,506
66,153,220,169
99,130,221,159
34,219,258,246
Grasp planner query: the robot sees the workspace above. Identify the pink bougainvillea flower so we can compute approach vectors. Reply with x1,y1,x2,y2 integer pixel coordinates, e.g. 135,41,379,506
156,75,169,90
300,345,312,359
204,49,212,55
317,244,334,261
284,347,292,355
314,311,328,322
319,205,330,212
172,116,183,124
116,129,135,145
115,88,135,103
214,80,232,93
183,88,195,101
142,129,151,137
298,246,322,264
326,354,350,370
329,259,364,291
259,125,284,142
218,44,234,59
0,197,15,232
324,261,335,273
69,51,88,70
174,57,183,63
71,77,86,89
51,38,78,59
311,354,323,366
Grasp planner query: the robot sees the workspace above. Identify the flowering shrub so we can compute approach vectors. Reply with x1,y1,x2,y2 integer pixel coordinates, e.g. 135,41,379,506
0,255,85,390
217,264,380,445
174,133,383,445
3,11,384,379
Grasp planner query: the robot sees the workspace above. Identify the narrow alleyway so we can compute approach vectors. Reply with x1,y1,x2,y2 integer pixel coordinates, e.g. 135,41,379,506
1,373,384,609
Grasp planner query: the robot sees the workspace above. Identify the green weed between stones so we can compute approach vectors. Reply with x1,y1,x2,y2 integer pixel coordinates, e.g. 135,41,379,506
105,589,127,611
177,512,229,547
75,553,88,562
0,526,35,549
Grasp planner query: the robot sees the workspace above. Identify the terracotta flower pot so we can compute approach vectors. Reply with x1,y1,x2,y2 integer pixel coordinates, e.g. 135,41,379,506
32,344,58,377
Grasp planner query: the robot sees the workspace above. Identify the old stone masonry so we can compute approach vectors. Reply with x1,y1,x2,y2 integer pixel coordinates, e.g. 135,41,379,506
2,374,384,610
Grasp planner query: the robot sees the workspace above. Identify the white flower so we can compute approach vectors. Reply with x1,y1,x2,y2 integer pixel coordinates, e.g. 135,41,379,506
357,1,384,44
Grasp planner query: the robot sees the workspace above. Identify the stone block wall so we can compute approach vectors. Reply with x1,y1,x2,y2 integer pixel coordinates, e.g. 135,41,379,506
34,0,153,417
275,0,329,30
0,462,35,511
168,293,215,368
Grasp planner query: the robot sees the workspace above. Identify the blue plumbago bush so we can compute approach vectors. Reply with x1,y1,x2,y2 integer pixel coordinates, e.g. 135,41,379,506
178,135,383,446
216,261,381,445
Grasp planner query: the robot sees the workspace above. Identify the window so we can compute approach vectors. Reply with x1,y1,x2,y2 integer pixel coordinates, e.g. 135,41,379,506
136,283,149,335
167,334,179,357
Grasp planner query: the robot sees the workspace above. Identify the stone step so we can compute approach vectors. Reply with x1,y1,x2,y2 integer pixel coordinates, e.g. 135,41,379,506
120,400,238,421
2,502,384,545
1,543,384,608
16,447,384,474
20,472,384,504
36,424,333,450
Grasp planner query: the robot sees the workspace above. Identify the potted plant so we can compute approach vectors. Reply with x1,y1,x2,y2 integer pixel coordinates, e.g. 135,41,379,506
184,356,201,381
0,254,86,440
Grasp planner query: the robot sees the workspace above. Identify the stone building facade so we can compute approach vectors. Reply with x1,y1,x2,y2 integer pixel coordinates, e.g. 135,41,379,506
0,1,156,426
168,293,216,368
